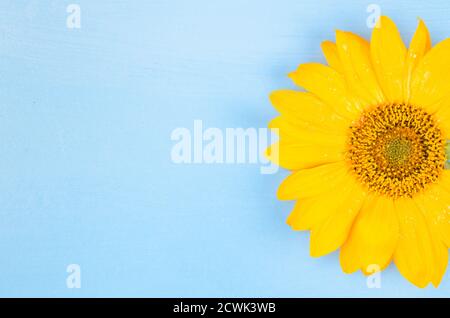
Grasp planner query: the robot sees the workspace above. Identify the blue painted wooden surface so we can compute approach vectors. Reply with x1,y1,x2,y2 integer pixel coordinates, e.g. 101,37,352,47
0,0,449,296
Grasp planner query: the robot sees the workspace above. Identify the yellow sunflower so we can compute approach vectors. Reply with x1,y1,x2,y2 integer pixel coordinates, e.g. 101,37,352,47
267,16,450,288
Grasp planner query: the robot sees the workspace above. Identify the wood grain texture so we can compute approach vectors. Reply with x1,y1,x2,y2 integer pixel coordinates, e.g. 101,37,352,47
0,0,449,296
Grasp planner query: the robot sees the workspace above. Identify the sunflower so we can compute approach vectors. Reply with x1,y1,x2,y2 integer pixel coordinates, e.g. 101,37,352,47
267,16,450,288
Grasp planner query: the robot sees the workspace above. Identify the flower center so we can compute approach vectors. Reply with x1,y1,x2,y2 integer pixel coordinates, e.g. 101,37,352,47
384,136,412,165
347,103,446,198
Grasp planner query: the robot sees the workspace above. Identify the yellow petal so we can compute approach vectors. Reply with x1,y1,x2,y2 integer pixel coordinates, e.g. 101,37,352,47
440,170,450,191
394,198,448,288
278,161,348,200
287,173,359,232
371,16,407,102
267,116,347,171
289,63,362,120
335,30,384,105
268,116,348,146
434,99,450,135
409,38,450,113
266,141,345,171
269,90,349,132
321,41,343,73
415,180,450,247
432,240,448,287
287,199,318,230
404,19,431,102
309,177,367,257
340,194,398,274
415,183,450,288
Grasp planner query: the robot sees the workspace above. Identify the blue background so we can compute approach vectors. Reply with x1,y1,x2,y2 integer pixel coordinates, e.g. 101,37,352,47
0,0,449,297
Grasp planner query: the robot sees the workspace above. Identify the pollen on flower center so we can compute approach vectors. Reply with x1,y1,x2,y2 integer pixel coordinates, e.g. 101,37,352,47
347,103,446,198
384,136,412,165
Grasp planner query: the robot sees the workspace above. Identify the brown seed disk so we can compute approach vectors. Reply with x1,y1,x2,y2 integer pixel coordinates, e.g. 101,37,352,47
347,103,446,198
